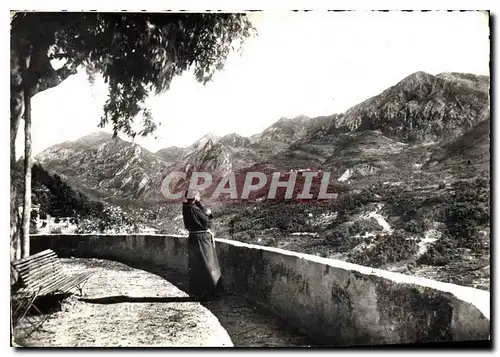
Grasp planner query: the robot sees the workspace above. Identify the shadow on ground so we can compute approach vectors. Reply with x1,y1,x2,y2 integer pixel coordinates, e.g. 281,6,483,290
88,257,313,347
79,296,198,304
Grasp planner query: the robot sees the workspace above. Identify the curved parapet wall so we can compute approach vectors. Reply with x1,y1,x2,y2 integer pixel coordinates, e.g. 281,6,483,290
30,234,490,346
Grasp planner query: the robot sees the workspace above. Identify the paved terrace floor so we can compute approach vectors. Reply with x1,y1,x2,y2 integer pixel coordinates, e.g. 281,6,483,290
13,258,313,347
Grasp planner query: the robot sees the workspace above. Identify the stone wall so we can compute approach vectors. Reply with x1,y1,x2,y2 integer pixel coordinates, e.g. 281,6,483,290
30,234,490,346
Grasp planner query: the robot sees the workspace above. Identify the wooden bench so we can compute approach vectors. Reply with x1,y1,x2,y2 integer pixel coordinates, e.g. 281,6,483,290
11,249,93,332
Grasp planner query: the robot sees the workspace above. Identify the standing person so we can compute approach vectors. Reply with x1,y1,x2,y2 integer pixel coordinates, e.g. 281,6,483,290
182,190,223,301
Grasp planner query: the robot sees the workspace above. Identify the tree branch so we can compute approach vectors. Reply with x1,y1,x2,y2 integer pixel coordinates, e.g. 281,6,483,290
32,63,78,96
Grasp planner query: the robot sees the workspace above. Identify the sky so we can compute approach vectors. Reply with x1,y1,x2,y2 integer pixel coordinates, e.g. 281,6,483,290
16,10,490,157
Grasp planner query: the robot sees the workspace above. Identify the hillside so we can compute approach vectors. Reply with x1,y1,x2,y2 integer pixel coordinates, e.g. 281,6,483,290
10,161,148,234
36,132,173,204
155,117,324,176
425,119,490,179
29,71,491,289
335,71,489,142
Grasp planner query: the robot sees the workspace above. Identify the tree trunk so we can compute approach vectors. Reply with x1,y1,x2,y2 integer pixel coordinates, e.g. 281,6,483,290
10,93,23,164
10,40,24,261
10,35,78,259
10,187,21,261
10,94,23,261
21,88,32,258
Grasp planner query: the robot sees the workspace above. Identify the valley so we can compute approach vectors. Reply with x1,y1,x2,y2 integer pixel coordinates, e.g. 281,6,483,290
28,71,490,291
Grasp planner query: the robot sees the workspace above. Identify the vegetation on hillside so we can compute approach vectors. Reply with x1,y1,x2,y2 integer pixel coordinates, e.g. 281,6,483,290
14,69,490,290
213,174,490,273
12,162,140,234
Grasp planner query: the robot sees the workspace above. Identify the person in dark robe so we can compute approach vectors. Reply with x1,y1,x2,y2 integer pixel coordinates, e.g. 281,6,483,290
182,190,223,301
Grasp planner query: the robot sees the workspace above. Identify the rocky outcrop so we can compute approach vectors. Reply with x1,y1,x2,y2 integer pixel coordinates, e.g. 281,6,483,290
219,133,251,148
155,146,186,164
251,115,313,144
337,71,489,142
36,133,173,203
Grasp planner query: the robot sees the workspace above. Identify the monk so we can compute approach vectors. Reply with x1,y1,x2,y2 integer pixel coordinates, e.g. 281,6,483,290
182,190,223,301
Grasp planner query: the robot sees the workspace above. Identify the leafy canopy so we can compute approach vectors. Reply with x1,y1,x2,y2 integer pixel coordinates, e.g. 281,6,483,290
11,12,256,138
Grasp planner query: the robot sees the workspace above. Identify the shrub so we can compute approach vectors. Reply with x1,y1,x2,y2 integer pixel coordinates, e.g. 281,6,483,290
335,190,376,220
317,249,329,258
75,218,100,234
234,220,253,232
49,227,62,234
347,230,419,268
416,244,451,266
475,177,489,188
350,218,382,236
390,196,419,221
444,201,489,250
327,224,352,246
236,230,257,243
404,219,425,234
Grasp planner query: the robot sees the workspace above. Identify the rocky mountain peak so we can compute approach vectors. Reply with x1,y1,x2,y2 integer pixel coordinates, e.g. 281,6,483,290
189,133,220,150
73,131,115,147
35,71,490,207
219,133,251,148
336,71,489,142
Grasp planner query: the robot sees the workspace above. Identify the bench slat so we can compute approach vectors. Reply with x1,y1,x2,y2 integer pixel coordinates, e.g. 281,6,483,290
12,249,60,284
24,276,68,295
46,273,92,295
14,257,59,278
14,254,57,270
14,253,58,270
19,262,62,283
52,280,79,295
37,274,75,295
23,265,65,286
21,260,63,283
16,260,61,282
17,270,68,295
12,249,55,266
12,249,54,264
38,274,81,296
12,249,92,298
25,271,67,292
60,273,92,292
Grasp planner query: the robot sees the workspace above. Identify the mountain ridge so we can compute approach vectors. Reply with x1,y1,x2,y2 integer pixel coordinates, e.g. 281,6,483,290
29,70,491,289
36,70,490,203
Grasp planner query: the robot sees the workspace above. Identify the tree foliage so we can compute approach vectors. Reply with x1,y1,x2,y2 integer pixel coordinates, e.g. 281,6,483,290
10,11,255,259
11,11,256,138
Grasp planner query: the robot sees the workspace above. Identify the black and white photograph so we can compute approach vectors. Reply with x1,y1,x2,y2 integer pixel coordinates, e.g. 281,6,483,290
9,8,491,348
